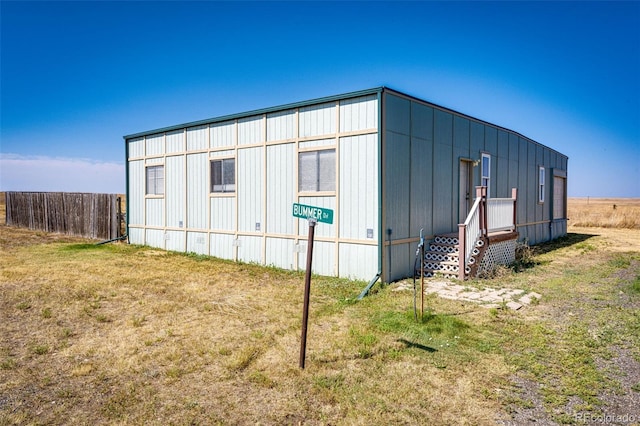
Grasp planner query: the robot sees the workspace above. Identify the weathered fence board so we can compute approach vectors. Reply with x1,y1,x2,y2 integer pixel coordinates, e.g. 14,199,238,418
5,192,120,240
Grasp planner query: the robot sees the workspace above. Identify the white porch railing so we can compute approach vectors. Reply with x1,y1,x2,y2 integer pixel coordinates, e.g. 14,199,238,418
487,198,516,233
459,196,482,277
458,187,517,280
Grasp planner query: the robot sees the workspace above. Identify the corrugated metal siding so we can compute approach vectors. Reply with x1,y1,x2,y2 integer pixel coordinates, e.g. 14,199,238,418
410,103,434,238
187,154,207,229
496,156,509,197
299,196,336,239
411,102,434,139
517,138,528,226
128,227,144,245
453,116,470,151
145,229,165,249
186,232,208,255
237,235,262,263
126,87,567,281
210,197,235,231
338,243,377,280
299,102,335,137
128,161,144,225
299,240,335,276
165,156,185,228
145,198,164,227
340,95,378,132
165,230,185,252
384,131,411,240
340,134,378,241
299,138,335,149
266,237,294,269
432,109,454,235
128,137,144,158
210,121,235,148
210,233,235,260
237,147,263,232
266,144,295,234
267,109,295,142
166,130,184,154
145,133,164,156
385,94,410,134
238,116,263,145
187,125,208,151
470,121,484,155
210,149,235,158
387,244,411,282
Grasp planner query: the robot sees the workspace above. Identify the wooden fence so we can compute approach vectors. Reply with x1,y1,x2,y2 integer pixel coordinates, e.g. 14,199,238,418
5,192,121,240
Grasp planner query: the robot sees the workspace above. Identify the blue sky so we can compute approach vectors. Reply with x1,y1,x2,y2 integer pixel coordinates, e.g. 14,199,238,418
1,1,639,196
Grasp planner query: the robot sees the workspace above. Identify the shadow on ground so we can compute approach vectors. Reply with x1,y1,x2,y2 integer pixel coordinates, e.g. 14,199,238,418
532,232,597,255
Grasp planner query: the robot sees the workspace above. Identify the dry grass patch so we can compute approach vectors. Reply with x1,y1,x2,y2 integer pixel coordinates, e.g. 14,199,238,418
569,197,640,229
1,224,509,425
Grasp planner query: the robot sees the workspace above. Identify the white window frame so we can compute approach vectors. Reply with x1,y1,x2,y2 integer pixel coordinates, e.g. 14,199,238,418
481,153,491,197
145,165,164,196
298,148,336,193
538,166,545,204
210,158,235,193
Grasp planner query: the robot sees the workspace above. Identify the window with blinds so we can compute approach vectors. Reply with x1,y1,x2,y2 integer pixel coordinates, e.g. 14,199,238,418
298,149,336,192
146,165,164,195
211,159,235,193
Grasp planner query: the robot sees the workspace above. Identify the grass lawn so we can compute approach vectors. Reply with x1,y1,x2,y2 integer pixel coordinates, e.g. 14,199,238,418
1,206,639,424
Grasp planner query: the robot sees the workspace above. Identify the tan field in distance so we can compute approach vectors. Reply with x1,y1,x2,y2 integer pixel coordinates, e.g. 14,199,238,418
568,197,640,229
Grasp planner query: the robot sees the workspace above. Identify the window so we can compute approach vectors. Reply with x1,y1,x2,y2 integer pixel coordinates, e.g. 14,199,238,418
146,165,164,195
211,159,235,193
298,149,336,192
538,166,545,203
481,153,491,197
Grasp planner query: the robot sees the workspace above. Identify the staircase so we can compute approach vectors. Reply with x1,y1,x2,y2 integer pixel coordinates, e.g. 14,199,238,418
415,233,486,280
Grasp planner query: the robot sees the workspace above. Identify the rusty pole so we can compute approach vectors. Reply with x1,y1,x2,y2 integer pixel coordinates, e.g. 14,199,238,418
299,219,316,369
420,241,425,320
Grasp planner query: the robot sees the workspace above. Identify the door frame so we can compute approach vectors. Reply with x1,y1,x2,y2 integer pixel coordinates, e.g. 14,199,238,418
459,158,474,223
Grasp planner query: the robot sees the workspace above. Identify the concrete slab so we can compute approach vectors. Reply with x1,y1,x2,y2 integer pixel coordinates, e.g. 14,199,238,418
463,292,482,300
394,279,539,311
506,301,523,310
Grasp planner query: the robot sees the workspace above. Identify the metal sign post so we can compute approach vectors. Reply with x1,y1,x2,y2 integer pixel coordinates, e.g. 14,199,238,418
299,218,316,369
293,202,333,369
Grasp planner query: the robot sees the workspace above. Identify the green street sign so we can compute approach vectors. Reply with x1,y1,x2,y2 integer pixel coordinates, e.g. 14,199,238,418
292,202,334,225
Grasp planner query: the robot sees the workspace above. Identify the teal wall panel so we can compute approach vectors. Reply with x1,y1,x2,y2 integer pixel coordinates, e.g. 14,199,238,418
470,121,485,158
433,142,454,234
485,126,498,153
379,89,568,281
454,116,470,153
434,110,453,146
410,136,434,238
384,131,411,240
411,103,434,141
497,130,509,159
385,94,411,135
496,156,509,198
509,133,519,161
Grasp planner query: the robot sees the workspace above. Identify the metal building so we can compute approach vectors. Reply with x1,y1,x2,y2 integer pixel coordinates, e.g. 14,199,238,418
124,87,568,283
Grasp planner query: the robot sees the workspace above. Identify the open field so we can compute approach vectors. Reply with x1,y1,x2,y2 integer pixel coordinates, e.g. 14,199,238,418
568,197,640,229
1,197,639,425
